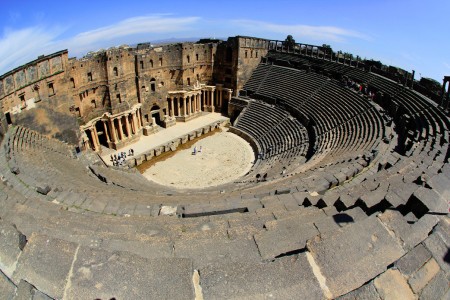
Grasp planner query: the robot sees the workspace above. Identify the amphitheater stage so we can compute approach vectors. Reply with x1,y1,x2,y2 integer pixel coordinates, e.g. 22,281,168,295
100,112,229,166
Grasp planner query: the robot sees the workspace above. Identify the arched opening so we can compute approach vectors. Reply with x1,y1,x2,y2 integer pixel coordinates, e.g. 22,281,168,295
70,78,75,88
150,104,163,126
95,121,109,148
150,59,154,68
150,78,156,92
230,109,241,124
113,67,118,76
85,129,94,150
187,55,190,63
5,112,12,125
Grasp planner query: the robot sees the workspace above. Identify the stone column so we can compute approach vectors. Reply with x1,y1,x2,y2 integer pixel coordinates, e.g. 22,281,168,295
188,96,192,115
118,117,124,140
183,97,187,116
102,121,110,143
210,89,215,112
108,119,117,143
131,109,139,134
92,126,100,151
228,89,233,101
125,115,132,137
177,97,181,117
170,98,174,117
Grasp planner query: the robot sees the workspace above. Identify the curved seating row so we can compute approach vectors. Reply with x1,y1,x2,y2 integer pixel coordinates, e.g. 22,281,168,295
0,50,448,299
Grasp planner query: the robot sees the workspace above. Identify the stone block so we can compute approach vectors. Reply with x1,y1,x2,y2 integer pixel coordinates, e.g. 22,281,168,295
13,279,52,300
307,216,405,298
255,221,319,260
337,281,380,300
201,254,323,299
395,243,432,277
174,238,260,269
423,230,450,274
160,205,178,216
412,187,447,214
408,258,440,293
65,246,194,300
378,210,439,250
419,270,450,300
0,220,27,277
35,185,51,195
373,269,415,300
0,270,15,300
12,234,78,299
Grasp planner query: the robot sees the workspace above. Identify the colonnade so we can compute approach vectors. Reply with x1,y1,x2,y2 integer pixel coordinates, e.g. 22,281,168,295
166,86,233,118
82,106,144,151
167,91,203,118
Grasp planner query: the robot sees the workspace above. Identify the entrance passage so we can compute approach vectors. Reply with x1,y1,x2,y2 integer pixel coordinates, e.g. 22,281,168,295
150,105,162,126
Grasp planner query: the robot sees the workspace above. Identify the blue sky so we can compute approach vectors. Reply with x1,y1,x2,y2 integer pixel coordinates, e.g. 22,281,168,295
1,0,449,82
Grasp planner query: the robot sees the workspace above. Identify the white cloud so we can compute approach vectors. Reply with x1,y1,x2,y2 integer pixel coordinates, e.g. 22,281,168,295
64,15,200,53
0,26,65,75
231,19,370,43
0,15,201,76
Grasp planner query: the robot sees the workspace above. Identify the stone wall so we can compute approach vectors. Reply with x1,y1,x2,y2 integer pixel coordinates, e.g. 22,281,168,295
0,36,270,146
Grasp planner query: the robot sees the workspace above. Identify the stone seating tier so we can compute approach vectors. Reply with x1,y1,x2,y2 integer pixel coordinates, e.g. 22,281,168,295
0,50,449,298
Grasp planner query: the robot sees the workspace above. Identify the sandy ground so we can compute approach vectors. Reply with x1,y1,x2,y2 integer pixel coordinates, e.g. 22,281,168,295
142,130,255,189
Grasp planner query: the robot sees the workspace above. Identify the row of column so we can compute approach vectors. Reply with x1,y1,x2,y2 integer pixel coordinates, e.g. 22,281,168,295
168,93,201,118
86,107,144,151
167,88,233,118
214,88,233,107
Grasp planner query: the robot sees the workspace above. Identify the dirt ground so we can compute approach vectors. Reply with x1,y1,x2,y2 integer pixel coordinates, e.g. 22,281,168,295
142,129,255,189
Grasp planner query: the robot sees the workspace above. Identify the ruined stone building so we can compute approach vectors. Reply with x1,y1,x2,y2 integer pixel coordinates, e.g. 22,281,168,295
0,36,269,150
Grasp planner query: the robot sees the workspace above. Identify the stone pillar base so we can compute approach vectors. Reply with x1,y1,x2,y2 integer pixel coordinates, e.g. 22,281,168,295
143,126,159,136
163,116,176,128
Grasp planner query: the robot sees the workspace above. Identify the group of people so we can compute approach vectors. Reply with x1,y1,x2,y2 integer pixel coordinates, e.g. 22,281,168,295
342,77,376,101
192,145,203,155
110,148,134,166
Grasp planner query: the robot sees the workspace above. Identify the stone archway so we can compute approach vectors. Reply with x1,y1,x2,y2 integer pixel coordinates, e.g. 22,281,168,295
150,104,163,126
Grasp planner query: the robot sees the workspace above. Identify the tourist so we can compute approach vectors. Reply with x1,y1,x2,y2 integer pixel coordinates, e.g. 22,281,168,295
199,146,202,153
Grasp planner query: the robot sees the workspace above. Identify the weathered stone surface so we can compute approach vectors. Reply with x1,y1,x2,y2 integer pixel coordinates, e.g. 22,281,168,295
0,270,15,300
373,269,415,300
13,279,52,300
337,281,380,300
378,210,439,250
159,205,177,216
395,243,432,277
255,221,319,260
423,230,450,274
412,186,447,214
427,173,450,199
174,238,260,268
201,254,323,299
66,246,193,300
12,234,77,299
360,186,387,208
35,185,51,195
307,216,405,298
408,258,440,293
0,220,27,277
419,270,450,300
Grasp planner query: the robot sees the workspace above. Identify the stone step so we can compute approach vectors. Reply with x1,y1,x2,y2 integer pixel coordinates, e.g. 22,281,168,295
307,215,406,298
200,253,324,299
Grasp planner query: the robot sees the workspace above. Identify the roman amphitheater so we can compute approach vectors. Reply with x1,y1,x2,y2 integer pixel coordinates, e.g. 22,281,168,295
0,36,449,299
